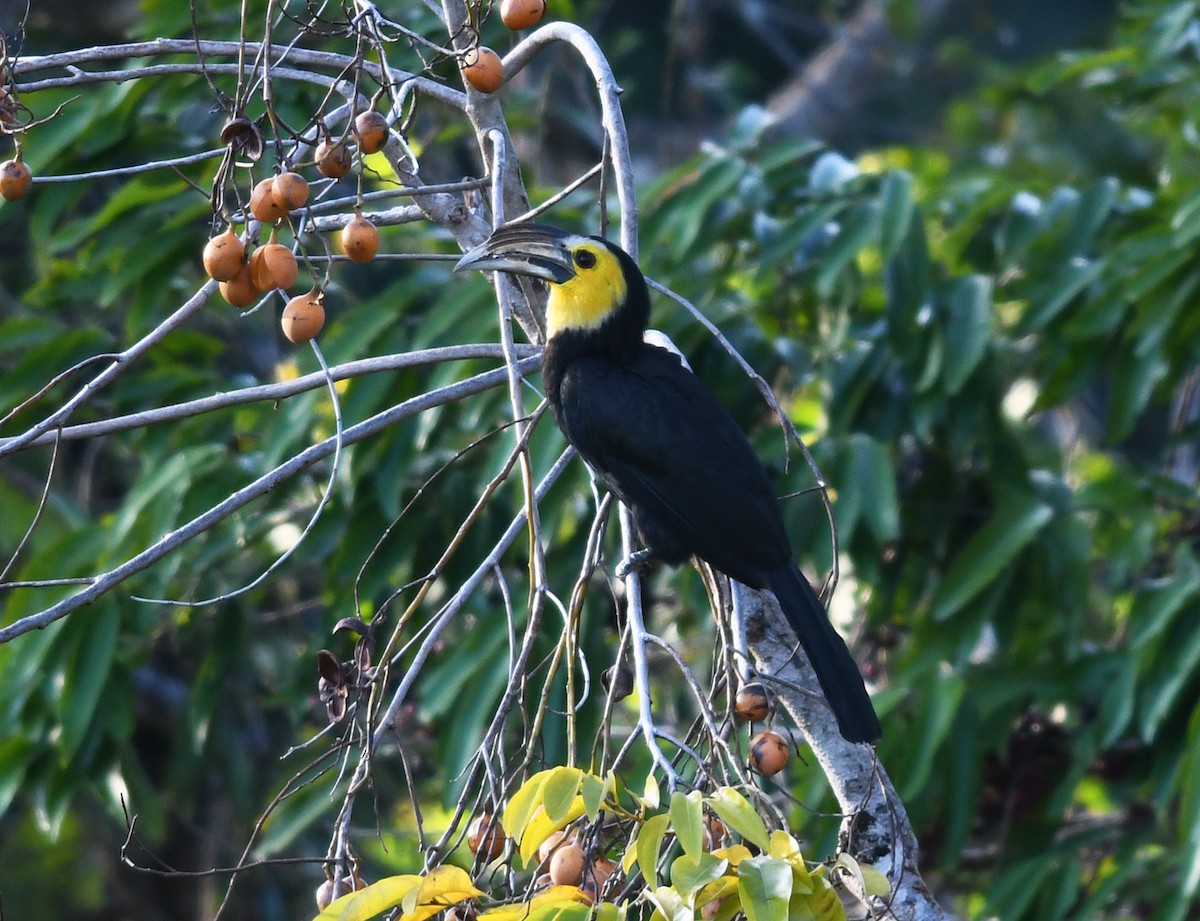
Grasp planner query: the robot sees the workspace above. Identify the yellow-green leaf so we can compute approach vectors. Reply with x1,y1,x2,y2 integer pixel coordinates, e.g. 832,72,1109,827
645,886,694,921
312,874,423,921
694,874,740,909
477,886,590,921
737,856,791,921
712,845,753,867
643,774,662,810
581,772,606,820
670,852,729,900
412,865,484,910
543,767,584,824
519,799,587,865
670,790,705,857
636,813,672,887
503,770,556,840
860,866,891,898
707,789,770,851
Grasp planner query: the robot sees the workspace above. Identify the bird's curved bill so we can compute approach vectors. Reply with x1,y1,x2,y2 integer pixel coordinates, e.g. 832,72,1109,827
454,223,575,284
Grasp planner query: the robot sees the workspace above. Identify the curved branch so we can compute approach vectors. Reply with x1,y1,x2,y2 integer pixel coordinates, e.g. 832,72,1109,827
0,356,541,645
500,21,639,258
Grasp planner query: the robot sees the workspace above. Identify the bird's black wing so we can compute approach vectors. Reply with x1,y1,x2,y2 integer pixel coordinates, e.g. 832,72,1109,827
555,346,791,584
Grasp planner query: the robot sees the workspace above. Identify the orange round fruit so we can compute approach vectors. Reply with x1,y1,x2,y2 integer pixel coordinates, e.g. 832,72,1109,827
548,839,585,885
537,829,569,865
341,216,380,264
281,289,325,343
461,47,504,93
500,0,546,29
249,177,288,223
202,227,245,282
354,110,389,155
734,682,773,722
467,813,506,861
581,857,616,901
250,241,298,290
315,875,363,911
748,730,789,777
315,138,352,179
0,158,32,201
271,171,309,211
219,262,262,308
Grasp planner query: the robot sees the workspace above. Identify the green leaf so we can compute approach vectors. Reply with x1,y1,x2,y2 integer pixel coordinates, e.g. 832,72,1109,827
847,436,900,543
901,669,966,798
877,170,915,260
1139,626,1200,737
670,790,705,857
670,852,728,900
930,494,1054,621
1019,258,1104,332
940,275,993,393
815,202,879,298
59,608,120,762
542,767,584,824
736,856,792,921
1129,555,1200,649
636,813,672,888
581,772,606,821
707,788,770,851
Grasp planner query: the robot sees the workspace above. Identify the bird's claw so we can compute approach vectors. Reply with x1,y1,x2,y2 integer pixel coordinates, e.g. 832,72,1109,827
616,548,654,580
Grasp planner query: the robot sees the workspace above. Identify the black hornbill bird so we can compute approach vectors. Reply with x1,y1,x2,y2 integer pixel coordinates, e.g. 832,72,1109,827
456,224,881,743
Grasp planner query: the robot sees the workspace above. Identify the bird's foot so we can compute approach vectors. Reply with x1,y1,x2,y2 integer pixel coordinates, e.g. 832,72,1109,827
616,548,655,580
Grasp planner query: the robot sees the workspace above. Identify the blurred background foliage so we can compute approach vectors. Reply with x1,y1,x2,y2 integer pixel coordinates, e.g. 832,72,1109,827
1,0,1199,919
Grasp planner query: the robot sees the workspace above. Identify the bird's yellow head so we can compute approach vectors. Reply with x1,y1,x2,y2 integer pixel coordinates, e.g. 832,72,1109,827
455,223,644,341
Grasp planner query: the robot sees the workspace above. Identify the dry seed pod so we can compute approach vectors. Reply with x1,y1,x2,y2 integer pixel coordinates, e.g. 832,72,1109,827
0,158,32,201
315,138,352,179
202,227,245,282
341,216,380,264
250,239,298,291
748,730,789,777
353,110,389,155
461,47,504,93
219,262,262,308
281,289,325,343
271,171,309,211
249,177,288,223
500,0,546,29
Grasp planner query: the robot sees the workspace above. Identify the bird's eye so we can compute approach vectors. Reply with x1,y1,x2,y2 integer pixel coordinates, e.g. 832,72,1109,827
574,249,597,269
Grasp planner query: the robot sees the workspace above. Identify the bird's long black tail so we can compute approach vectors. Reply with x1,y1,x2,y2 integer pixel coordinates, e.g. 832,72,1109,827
766,564,881,743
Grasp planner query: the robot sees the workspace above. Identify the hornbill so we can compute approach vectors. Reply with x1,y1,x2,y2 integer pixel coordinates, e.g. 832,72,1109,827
456,223,881,743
